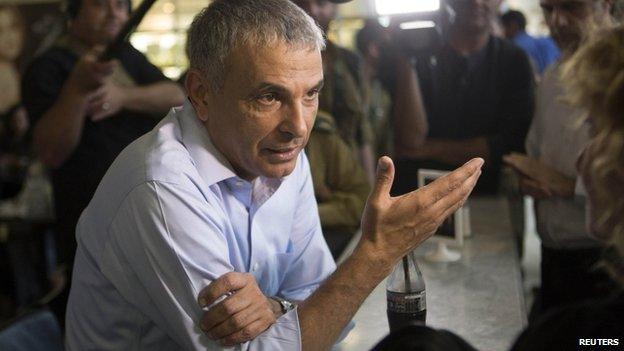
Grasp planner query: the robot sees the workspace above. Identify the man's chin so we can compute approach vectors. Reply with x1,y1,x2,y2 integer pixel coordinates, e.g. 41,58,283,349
261,162,298,180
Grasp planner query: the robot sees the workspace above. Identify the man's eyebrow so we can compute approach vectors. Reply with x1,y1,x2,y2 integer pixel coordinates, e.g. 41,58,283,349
252,82,289,95
312,79,324,91
250,79,325,95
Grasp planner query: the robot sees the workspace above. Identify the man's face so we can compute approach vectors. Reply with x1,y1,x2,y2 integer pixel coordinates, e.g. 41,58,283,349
502,22,520,39
448,0,499,33
540,0,610,53
71,0,129,46
192,43,323,181
292,0,336,32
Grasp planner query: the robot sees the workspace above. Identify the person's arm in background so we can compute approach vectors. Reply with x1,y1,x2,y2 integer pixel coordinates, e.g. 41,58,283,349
88,46,185,121
23,49,114,169
88,81,185,121
409,46,535,168
391,54,429,159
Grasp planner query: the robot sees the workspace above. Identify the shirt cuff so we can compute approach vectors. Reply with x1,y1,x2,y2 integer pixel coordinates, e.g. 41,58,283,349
247,308,301,350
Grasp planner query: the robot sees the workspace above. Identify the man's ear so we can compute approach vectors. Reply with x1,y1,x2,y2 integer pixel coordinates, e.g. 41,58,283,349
186,69,211,122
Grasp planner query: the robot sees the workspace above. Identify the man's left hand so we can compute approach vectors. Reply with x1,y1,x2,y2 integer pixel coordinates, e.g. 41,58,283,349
503,152,575,198
87,80,126,121
197,272,279,346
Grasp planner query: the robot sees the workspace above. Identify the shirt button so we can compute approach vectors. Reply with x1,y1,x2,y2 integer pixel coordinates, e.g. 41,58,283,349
252,262,259,271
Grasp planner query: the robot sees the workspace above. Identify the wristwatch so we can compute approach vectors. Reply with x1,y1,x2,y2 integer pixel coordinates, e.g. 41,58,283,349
271,296,295,314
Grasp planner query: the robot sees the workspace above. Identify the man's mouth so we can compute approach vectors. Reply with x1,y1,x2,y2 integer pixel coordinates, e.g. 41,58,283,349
264,146,300,162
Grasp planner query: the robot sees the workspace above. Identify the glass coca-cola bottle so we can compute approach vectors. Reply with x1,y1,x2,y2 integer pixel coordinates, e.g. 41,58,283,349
386,251,426,332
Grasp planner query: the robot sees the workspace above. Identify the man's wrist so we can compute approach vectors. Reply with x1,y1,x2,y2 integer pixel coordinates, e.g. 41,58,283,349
352,240,393,279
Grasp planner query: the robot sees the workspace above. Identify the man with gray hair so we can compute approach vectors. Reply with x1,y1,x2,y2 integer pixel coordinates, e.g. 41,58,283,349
65,0,482,349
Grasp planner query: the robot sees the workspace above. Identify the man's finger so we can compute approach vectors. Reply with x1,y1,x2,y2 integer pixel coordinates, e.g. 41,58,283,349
368,156,394,204
198,272,249,308
207,300,267,340
200,288,253,332
428,168,481,223
417,158,483,207
435,170,480,224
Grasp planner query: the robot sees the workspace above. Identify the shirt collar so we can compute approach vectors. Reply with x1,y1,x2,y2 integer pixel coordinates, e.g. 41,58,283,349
177,99,237,186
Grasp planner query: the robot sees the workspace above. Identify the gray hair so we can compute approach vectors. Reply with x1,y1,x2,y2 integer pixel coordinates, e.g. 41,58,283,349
187,0,325,92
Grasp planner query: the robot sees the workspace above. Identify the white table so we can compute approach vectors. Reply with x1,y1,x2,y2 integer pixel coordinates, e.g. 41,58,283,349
334,197,527,351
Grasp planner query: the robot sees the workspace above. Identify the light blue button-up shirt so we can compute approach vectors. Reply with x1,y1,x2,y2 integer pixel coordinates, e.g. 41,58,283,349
65,101,336,350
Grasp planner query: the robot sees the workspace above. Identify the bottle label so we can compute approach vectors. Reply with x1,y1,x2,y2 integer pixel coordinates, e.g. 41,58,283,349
387,291,426,313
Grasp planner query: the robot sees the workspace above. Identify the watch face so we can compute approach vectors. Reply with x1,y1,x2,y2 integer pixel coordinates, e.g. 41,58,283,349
283,300,294,310
274,296,294,313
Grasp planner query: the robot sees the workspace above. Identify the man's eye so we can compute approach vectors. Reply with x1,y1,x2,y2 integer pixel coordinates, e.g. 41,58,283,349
257,93,277,104
305,89,319,100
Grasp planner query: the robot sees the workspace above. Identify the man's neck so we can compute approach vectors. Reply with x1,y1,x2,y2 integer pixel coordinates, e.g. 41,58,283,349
448,26,490,55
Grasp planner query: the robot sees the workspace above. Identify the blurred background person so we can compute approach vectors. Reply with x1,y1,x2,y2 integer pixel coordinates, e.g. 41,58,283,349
391,0,535,196
504,0,616,321
501,9,560,77
355,20,429,164
0,5,30,200
511,24,624,350
292,0,376,185
0,5,23,118
21,0,184,324
305,111,369,259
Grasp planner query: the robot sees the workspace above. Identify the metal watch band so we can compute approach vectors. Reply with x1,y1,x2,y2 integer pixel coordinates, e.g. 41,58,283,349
271,296,295,314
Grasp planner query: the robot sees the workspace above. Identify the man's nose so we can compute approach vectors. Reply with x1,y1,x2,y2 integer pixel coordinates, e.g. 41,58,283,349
280,103,308,138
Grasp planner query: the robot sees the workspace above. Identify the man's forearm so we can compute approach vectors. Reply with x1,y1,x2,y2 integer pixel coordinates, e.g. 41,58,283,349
34,86,90,168
392,55,428,159
297,244,391,351
123,82,185,115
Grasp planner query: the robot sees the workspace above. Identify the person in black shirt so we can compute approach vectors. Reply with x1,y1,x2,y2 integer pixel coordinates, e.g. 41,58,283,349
21,0,184,322
392,0,534,195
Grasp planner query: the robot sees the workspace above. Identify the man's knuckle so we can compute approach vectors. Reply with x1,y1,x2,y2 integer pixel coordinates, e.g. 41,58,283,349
241,326,254,339
232,314,245,329
222,301,236,315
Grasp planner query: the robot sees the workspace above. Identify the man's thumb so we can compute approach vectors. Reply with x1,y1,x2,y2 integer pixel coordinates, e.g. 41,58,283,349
370,156,395,201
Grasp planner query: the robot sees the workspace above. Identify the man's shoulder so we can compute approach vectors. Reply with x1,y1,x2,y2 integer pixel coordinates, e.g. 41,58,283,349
23,46,75,81
118,113,197,185
98,114,194,193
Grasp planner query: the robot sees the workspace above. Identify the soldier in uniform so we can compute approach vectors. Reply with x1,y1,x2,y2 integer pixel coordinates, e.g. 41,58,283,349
305,111,370,258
